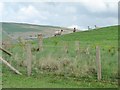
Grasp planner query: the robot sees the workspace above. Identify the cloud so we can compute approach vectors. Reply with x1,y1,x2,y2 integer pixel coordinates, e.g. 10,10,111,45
80,0,108,13
80,0,118,13
68,25,80,29
0,2,5,22
0,2,4,12
17,5,47,20
19,5,39,16
68,25,87,31
1,1,118,30
0,2,4,17
0,0,118,2
107,2,118,13
65,6,77,13
2,4,49,24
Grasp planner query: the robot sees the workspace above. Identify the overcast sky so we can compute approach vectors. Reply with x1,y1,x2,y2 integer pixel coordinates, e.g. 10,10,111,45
0,0,118,30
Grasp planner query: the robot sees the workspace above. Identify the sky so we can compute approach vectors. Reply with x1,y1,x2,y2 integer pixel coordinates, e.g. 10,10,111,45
0,0,118,30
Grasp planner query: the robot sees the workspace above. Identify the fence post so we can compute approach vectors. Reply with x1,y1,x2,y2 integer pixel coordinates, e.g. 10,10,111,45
37,33,43,51
63,41,68,54
75,41,80,58
3,38,12,49
96,46,101,80
18,37,26,51
26,42,32,76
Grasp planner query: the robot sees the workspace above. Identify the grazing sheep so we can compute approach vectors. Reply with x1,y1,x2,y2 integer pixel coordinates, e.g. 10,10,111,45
54,30,63,36
73,27,76,32
94,25,99,29
88,26,92,30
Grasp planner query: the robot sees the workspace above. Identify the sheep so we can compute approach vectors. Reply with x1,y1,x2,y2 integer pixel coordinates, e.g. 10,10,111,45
73,27,76,32
88,26,92,30
94,25,99,29
54,29,63,36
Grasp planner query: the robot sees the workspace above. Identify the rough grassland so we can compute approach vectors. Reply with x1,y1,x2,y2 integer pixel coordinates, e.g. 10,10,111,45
2,24,118,88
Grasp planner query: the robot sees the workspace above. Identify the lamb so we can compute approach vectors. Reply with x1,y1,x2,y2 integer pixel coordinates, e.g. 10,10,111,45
54,30,63,36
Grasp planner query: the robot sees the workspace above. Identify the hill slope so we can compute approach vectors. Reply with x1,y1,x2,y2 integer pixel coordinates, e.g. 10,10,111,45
44,25,118,47
1,22,74,39
2,24,118,88
2,22,118,47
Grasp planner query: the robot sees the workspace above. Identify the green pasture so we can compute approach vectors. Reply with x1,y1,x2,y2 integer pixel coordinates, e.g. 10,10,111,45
2,24,119,88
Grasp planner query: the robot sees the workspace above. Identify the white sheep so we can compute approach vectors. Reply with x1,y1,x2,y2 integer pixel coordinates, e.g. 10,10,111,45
54,30,63,36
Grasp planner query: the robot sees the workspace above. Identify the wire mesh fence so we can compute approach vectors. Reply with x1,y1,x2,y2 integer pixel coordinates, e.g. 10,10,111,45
2,40,118,81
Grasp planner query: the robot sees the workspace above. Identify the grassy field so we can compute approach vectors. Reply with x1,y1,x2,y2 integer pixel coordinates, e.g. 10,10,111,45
3,69,117,88
2,24,118,88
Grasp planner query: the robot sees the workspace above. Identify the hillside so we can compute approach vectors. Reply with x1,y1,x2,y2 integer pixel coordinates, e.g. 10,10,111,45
43,25,118,47
1,22,118,47
1,22,74,39
2,24,118,88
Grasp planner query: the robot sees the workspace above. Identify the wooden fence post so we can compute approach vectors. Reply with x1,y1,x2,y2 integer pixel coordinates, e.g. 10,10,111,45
75,41,80,59
96,46,101,80
75,41,80,54
63,41,68,54
26,42,32,76
18,37,26,51
3,38,12,49
37,33,43,51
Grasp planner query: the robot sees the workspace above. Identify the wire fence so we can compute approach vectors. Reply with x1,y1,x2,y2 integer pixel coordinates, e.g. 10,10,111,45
2,40,118,81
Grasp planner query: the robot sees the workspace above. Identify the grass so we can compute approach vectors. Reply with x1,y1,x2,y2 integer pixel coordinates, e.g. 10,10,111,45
43,25,118,47
2,24,119,88
2,68,117,88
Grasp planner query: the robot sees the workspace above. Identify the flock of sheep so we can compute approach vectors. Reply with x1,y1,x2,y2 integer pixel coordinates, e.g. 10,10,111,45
88,25,99,30
54,27,76,36
54,25,99,36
